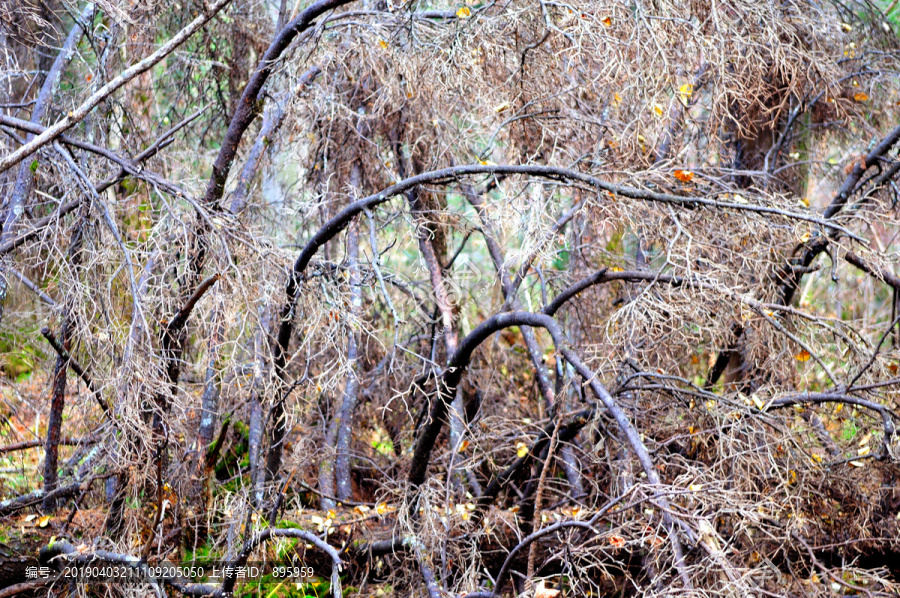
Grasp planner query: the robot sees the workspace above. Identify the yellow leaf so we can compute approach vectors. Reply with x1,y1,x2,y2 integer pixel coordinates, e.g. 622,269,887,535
612,92,622,106
800,197,810,207
601,16,612,27
854,92,869,102
38,515,51,528
673,170,694,183
456,6,471,18
458,440,470,453
354,505,370,514
516,442,529,458
378,39,388,49
858,445,870,456
849,460,865,467
795,350,811,362
799,231,811,243
376,502,389,515
752,395,765,410
841,22,852,31
810,453,823,463
493,101,511,113
653,104,664,117
678,83,693,106
327,509,336,519
610,266,624,272
689,484,702,492
732,193,747,204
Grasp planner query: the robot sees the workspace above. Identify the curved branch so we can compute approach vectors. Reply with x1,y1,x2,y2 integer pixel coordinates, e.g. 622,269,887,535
203,1,352,208
406,310,692,587
223,528,342,597
767,392,896,436
275,163,851,415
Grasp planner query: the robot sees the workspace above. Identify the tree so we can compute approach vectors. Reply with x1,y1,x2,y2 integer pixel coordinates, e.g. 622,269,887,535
1,0,900,596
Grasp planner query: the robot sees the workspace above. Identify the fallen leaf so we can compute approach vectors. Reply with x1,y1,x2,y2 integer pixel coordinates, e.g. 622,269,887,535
535,581,561,598
457,440,470,453
795,350,811,362
678,83,693,106
601,16,612,27
38,515,51,528
456,6,471,18
515,442,528,458
673,170,694,182
854,92,869,102
608,535,626,548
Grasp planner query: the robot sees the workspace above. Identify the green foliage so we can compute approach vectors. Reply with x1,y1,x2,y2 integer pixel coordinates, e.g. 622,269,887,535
0,324,47,379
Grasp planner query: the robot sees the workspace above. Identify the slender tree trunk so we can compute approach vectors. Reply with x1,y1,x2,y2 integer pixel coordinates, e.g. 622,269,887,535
334,220,361,502
198,300,225,450
320,162,364,506
463,184,583,494
0,5,91,328
43,207,89,511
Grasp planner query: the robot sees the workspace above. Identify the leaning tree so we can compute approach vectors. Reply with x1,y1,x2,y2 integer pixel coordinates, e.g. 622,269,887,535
1,0,900,596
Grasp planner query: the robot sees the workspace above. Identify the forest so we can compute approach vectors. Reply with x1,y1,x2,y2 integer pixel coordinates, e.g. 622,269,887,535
1,0,900,596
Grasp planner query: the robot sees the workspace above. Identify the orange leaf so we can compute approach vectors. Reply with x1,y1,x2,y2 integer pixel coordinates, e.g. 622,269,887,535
853,92,869,102
673,170,694,183
795,350,811,362
601,16,612,27
609,535,626,548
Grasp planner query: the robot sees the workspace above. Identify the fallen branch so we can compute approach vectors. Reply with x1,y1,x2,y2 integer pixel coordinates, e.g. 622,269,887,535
0,471,114,516
0,436,97,453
